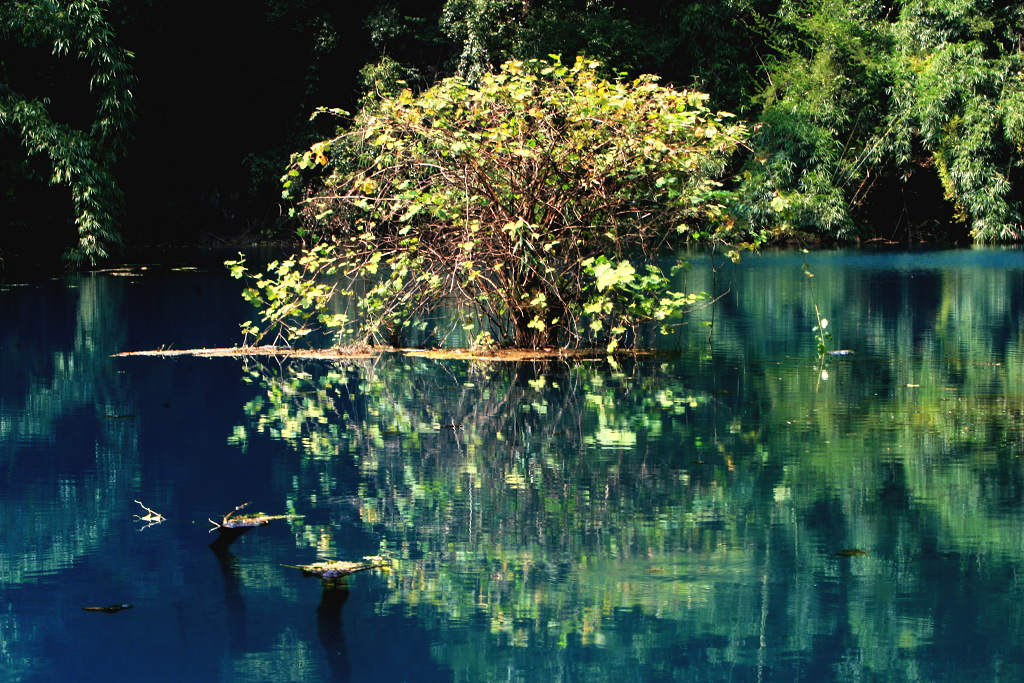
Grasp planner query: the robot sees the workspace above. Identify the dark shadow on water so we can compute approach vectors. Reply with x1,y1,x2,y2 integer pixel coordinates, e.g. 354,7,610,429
212,542,351,679
211,544,247,653
317,585,352,682
209,525,256,553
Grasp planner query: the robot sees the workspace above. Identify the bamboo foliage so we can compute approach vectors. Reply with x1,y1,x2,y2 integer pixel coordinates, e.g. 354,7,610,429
738,0,1024,243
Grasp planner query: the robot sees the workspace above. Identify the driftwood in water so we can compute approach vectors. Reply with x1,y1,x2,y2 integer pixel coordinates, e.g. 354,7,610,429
133,499,165,531
284,556,392,587
112,345,661,362
208,501,302,550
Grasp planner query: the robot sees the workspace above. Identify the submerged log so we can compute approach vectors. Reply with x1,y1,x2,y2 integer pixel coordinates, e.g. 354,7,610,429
208,501,303,550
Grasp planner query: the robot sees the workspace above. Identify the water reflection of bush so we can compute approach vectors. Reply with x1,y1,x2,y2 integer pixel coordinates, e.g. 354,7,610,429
230,356,736,653
231,331,1024,680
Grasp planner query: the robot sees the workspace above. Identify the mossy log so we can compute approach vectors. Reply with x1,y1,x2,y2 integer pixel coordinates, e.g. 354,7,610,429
284,557,392,586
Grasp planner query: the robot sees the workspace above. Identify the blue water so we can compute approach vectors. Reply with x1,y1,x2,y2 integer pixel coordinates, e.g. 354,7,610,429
3,249,1024,681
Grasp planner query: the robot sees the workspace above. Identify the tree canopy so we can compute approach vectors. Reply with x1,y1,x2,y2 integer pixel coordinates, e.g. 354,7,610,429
1,0,134,264
6,0,1024,272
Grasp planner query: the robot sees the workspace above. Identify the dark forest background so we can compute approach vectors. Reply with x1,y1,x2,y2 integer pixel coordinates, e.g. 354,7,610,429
4,0,1024,270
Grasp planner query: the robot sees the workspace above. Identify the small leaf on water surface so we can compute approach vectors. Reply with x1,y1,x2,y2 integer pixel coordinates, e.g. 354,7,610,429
834,548,868,557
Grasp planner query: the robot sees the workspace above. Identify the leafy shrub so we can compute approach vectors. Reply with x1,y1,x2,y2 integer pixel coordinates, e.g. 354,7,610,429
230,56,751,350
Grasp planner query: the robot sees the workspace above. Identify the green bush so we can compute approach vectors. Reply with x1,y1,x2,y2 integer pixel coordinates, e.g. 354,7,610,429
230,56,751,350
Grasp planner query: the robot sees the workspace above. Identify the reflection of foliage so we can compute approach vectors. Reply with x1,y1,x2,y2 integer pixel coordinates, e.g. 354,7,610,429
0,607,35,682
231,254,1024,679
232,628,319,683
0,274,141,678
230,354,754,659
0,275,138,584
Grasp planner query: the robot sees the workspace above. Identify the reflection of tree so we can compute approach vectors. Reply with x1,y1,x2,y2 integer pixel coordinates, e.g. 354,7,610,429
230,354,765,674
0,275,142,676
685,254,1024,555
316,587,351,682
231,628,321,683
232,263,1024,680
679,253,1024,676
0,606,35,681
211,546,249,654
0,275,139,584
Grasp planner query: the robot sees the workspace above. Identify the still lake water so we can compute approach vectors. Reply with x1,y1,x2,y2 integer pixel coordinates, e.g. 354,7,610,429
2,249,1024,681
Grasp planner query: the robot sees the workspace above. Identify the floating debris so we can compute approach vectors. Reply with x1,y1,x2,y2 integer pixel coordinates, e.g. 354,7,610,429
828,349,855,356
284,556,392,586
92,266,150,276
209,501,301,532
208,501,303,549
83,604,133,614
834,548,868,557
133,500,166,531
